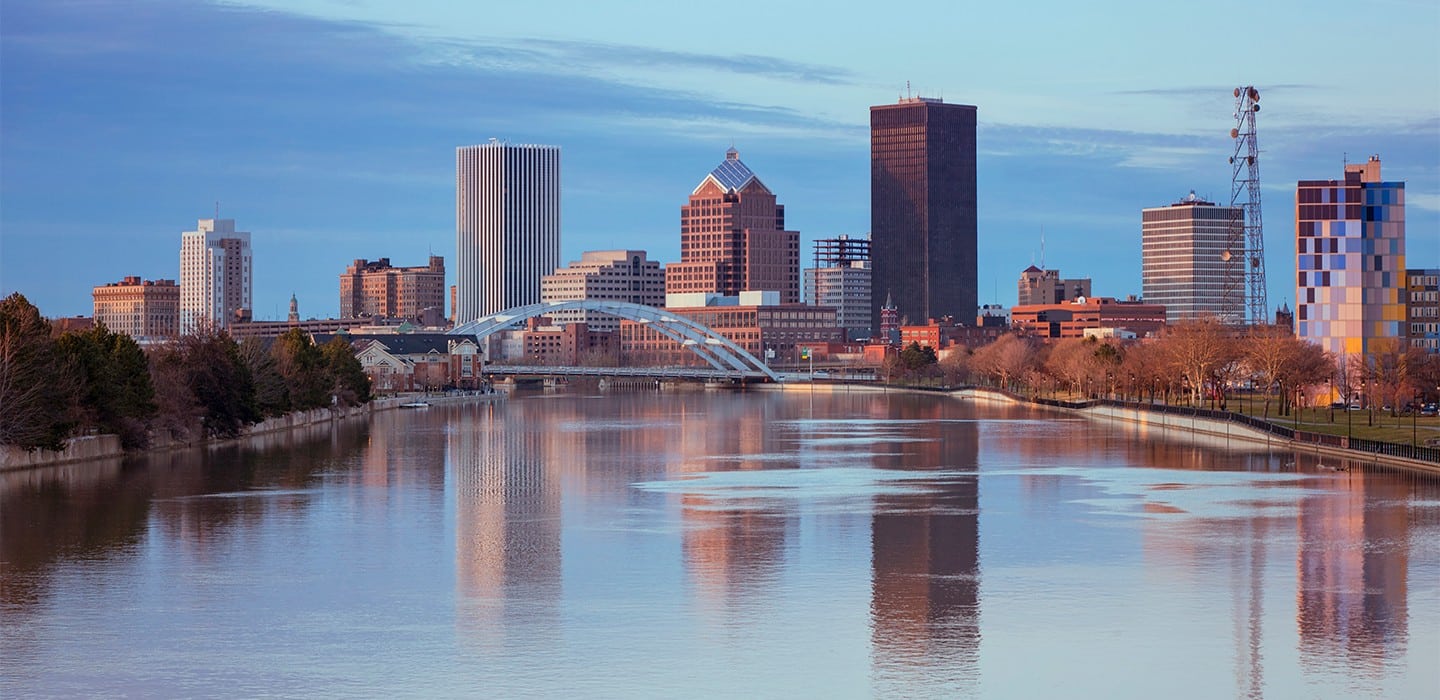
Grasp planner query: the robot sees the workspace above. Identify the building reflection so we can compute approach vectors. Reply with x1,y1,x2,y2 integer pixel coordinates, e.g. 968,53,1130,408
450,401,563,649
867,396,981,696
1295,466,1412,678
674,395,791,616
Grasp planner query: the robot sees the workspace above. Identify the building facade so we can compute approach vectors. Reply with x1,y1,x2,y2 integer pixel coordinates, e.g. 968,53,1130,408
871,97,977,331
1407,268,1439,353
1017,266,1091,307
92,276,179,341
456,141,561,324
1141,192,1242,324
805,235,872,340
340,256,446,321
665,148,800,303
1010,297,1167,339
179,218,252,332
540,250,666,333
618,293,840,367
1296,156,1406,357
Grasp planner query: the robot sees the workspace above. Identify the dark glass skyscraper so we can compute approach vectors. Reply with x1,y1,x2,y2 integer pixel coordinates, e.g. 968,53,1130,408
870,97,977,331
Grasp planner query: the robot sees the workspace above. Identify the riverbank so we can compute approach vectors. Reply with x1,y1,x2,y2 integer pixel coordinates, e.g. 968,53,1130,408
958,387,1440,476
0,391,505,472
758,381,1440,474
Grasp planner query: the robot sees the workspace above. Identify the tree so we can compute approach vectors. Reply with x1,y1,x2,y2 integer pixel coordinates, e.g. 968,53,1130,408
272,328,328,410
320,336,371,406
55,323,156,448
0,293,73,450
166,326,260,438
1157,317,1237,407
899,342,938,371
239,337,291,417
971,334,1033,392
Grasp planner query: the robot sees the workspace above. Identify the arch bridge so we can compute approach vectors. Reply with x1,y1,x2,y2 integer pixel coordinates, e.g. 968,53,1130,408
448,300,781,382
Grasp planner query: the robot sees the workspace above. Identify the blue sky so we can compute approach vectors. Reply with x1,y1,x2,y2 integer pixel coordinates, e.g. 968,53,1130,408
2,0,1437,320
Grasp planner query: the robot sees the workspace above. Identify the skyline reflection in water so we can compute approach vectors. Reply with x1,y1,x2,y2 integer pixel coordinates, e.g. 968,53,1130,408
2,390,1437,698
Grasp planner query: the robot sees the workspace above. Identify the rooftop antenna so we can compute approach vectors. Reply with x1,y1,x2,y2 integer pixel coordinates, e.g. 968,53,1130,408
214,201,220,219
1040,226,1046,270
906,80,911,99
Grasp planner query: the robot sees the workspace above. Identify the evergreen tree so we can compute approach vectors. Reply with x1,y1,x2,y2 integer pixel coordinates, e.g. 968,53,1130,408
321,336,371,406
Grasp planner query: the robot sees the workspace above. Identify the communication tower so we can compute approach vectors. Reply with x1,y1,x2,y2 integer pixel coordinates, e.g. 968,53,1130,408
1225,86,1267,325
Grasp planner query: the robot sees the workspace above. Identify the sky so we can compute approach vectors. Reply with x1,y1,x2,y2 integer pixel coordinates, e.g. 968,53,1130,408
2,0,1438,321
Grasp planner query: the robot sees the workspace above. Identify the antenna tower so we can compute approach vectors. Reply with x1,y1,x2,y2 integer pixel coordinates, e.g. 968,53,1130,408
1225,86,1267,325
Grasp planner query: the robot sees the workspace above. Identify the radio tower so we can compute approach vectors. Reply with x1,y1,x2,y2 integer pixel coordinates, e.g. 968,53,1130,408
1225,86,1267,325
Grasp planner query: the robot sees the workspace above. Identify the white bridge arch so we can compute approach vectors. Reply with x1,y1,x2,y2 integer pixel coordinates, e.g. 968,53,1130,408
449,300,781,382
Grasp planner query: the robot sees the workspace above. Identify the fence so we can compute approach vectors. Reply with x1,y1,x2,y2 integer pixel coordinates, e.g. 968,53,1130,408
969,386,1440,465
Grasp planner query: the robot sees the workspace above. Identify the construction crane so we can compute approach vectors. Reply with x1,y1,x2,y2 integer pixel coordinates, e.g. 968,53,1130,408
1225,86,1268,325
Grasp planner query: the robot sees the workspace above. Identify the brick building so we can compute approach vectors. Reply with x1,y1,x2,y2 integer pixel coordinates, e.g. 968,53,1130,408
340,256,446,321
1010,297,1167,339
92,276,180,341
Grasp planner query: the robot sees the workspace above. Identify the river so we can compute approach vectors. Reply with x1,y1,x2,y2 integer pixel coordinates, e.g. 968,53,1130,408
2,389,1437,698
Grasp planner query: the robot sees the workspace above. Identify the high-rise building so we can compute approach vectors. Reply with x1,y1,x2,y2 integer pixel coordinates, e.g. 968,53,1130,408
665,148,800,303
339,256,446,320
805,235,871,340
1017,266,1091,307
540,250,666,333
871,97,977,329
179,218,251,332
1296,156,1406,357
455,141,561,324
1406,268,1438,353
1141,192,1242,323
92,276,179,341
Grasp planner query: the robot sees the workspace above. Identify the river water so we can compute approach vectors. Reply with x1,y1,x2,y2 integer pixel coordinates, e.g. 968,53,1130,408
2,390,1437,698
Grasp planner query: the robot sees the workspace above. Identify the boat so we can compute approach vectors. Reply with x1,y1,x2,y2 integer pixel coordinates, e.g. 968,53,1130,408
399,401,431,409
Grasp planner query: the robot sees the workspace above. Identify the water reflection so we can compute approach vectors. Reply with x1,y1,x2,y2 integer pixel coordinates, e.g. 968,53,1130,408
3,391,1438,698
1296,469,1411,684
867,398,981,696
450,401,563,650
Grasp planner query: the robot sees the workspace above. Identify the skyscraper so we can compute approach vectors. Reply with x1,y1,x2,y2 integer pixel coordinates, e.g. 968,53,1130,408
870,97,977,329
1141,192,1243,323
1296,156,1406,357
179,218,251,332
455,141,561,324
665,148,800,303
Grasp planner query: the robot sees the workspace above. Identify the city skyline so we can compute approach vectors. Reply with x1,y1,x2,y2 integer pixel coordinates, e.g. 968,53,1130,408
1,0,1437,320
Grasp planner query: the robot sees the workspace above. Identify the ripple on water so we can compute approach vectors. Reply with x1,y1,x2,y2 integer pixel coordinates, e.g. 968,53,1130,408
633,467,976,504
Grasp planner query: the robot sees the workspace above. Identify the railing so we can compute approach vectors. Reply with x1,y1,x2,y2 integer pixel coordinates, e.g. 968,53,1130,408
964,386,1440,465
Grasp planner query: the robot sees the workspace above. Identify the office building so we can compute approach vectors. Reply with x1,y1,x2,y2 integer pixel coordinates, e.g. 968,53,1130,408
1296,156,1406,357
805,235,872,340
455,141,561,324
92,276,179,341
665,148,800,303
1141,192,1242,323
340,256,446,321
1017,266,1091,307
1010,297,1167,339
871,96,977,330
540,250,666,333
179,218,251,332
1407,268,1439,353
619,292,840,366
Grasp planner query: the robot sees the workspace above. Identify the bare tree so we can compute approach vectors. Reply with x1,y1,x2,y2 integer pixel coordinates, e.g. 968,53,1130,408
971,334,1034,392
1157,317,1236,407
0,293,75,450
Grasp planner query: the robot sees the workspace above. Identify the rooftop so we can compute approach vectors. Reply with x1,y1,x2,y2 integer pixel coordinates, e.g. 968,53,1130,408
693,148,768,195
